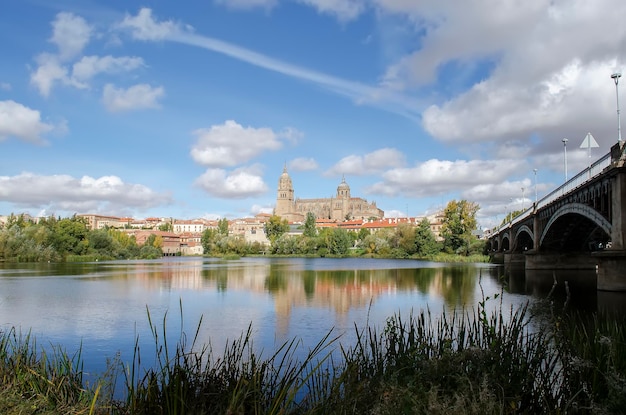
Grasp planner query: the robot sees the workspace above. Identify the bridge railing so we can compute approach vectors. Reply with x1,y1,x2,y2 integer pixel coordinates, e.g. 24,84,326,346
494,151,612,235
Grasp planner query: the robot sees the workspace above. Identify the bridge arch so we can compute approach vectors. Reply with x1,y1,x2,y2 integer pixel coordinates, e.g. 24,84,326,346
501,233,510,251
512,225,534,252
540,203,611,251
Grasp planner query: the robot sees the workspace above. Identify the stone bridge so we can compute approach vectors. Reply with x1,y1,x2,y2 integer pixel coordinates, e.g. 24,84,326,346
488,142,626,291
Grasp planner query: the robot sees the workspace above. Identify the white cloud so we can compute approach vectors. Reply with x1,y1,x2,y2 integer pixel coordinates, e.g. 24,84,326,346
102,83,164,112
368,158,525,197
32,13,146,98
0,100,55,144
50,12,92,61
190,120,284,167
369,0,626,153
0,173,172,213
71,55,145,84
30,53,70,97
328,148,406,175
297,0,364,21
250,204,274,215
289,157,319,171
422,60,621,145
115,8,420,117
194,167,268,198
279,126,304,144
118,8,185,41
0,82,11,91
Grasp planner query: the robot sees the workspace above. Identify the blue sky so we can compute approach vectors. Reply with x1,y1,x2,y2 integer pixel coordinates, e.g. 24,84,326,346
1,0,625,228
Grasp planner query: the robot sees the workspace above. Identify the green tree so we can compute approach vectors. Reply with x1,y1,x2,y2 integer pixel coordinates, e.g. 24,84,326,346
441,200,480,254
201,228,219,255
264,215,289,243
394,223,416,256
271,234,298,255
218,218,229,236
159,221,173,232
145,233,163,249
302,212,317,237
88,229,114,253
357,227,371,242
327,228,351,256
51,216,89,256
415,217,440,257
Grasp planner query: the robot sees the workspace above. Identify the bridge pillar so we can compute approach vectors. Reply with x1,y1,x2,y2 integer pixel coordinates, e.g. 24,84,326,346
594,249,626,291
593,145,626,291
609,147,626,250
533,212,540,251
525,252,597,271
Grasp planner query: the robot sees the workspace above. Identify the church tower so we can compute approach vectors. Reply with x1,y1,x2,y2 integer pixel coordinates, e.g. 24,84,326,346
275,164,294,217
336,175,351,199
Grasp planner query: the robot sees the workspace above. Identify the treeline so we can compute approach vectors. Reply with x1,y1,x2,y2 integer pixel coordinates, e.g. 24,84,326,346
0,214,163,262
203,200,486,259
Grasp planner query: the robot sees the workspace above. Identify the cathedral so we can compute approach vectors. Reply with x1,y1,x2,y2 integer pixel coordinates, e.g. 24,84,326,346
274,166,384,222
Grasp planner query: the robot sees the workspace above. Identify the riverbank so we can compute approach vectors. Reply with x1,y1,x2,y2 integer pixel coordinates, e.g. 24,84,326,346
2,297,624,414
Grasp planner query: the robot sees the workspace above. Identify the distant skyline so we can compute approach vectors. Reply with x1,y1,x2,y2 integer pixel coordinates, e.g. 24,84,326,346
1,0,625,228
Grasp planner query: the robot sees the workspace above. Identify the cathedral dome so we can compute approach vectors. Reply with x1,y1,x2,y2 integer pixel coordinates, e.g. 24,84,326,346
337,176,350,190
337,175,350,198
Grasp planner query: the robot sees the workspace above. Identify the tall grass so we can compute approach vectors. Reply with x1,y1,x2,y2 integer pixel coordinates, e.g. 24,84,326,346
0,327,97,414
305,296,562,414
118,300,338,414
2,294,626,414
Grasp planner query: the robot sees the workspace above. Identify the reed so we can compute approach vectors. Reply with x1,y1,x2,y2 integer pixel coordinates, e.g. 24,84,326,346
118,300,338,414
305,295,563,414
0,327,96,414
2,295,626,414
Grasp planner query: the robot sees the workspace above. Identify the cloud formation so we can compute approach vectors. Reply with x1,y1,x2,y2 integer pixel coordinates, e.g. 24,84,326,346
0,173,172,214
190,120,286,168
368,158,525,197
194,166,268,198
0,100,55,144
327,148,406,176
49,12,92,60
102,83,165,112
30,11,163,114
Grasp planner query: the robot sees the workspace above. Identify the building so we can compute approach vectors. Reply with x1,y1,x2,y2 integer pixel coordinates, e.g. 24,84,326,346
78,214,129,230
173,220,207,234
274,166,384,222
130,230,182,256
230,215,271,245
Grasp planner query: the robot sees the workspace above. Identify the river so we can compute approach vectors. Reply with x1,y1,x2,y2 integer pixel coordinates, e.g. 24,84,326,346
0,257,621,388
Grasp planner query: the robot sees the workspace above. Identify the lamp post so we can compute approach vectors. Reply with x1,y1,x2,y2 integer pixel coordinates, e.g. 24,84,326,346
562,138,568,182
521,187,525,210
533,168,538,204
612,72,622,143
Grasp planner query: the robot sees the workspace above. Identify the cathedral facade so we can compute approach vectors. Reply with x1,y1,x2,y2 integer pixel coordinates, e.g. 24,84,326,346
274,166,384,222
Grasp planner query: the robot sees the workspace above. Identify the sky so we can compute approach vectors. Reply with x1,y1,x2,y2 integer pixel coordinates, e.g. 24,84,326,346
1,0,625,228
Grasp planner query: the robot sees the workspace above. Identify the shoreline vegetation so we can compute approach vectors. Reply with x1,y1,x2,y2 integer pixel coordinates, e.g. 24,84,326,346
1,295,625,414
0,202,486,264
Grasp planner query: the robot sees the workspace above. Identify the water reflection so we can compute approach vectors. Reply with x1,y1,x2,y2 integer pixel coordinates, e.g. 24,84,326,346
1,257,624,386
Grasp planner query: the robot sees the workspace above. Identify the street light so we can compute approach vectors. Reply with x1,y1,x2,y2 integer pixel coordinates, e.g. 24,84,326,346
562,138,568,182
611,72,622,143
533,168,538,204
521,187,525,210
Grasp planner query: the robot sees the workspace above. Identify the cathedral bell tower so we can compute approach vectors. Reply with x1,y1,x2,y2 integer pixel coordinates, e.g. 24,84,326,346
275,164,294,216
336,175,351,199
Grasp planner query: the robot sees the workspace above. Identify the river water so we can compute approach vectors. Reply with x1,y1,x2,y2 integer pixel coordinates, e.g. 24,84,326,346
0,257,622,387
